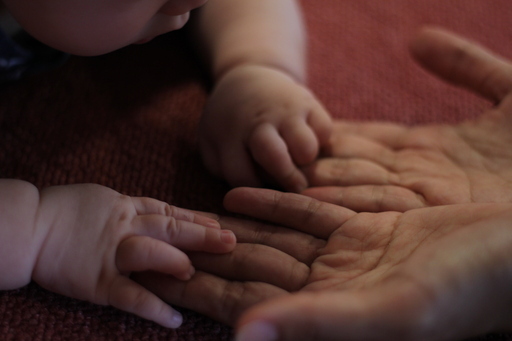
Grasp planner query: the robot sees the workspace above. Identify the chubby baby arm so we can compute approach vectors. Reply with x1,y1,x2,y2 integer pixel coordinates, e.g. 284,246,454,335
0,181,236,328
0,179,45,289
200,64,332,192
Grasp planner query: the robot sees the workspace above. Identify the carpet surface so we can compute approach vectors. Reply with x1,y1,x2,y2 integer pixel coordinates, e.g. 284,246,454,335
1,1,512,340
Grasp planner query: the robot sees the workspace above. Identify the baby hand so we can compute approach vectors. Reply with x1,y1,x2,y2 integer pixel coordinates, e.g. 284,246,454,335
199,65,332,192
31,184,235,328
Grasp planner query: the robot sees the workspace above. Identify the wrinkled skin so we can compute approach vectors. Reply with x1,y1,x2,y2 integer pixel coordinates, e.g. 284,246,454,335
135,28,512,341
303,27,512,212
199,64,332,193
137,187,512,341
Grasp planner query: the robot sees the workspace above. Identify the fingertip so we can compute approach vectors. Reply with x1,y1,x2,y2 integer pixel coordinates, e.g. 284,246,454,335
248,123,306,190
164,309,184,329
174,262,195,281
222,188,241,211
138,303,184,329
409,26,446,61
220,229,237,245
281,121,319,166
109,277,184,329
282,168,308,193
223,187,255,212
205,219,221,229
307,103,333,147
186,265,196,280
209,229,237,254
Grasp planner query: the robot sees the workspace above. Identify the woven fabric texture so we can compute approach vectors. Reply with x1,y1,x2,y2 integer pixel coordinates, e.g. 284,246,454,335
1,1,512,340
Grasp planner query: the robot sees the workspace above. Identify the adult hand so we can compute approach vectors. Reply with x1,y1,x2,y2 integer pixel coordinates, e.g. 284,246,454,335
134,190,326,325
134,27,512,339
231,188,512,341
138,187,512,340
302,27,512,212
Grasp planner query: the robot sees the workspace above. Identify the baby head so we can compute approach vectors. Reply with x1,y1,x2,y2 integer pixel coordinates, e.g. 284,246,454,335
2,0,207,55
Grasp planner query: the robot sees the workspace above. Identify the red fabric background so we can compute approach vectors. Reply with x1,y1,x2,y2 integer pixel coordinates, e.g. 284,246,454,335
1,1,512,340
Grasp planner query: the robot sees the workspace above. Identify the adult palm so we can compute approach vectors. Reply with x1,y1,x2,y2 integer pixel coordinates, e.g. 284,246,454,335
138,187,512,341
134,28,512,340
302,28,512,211
228,188,512,341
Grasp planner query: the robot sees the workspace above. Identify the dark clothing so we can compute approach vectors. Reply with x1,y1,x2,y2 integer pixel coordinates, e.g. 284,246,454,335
0,28,68,83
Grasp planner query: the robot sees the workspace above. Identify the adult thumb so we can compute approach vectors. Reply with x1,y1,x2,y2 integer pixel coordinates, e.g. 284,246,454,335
410,26,512,104
233,284,436,341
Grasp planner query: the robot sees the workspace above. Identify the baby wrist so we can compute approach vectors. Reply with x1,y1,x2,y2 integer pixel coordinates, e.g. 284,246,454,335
215,62,305,86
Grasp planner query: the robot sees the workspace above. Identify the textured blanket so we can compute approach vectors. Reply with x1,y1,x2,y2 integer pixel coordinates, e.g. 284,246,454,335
1,1,512,340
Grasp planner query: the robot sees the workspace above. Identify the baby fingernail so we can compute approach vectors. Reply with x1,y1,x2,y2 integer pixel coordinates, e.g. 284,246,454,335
221,230,236,243
169,310,183,329
235,321,278,341
206,220,221,229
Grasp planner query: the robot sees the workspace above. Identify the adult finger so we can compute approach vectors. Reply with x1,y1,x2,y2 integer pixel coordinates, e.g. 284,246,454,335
109,276,184,329
116,236,194,281
249,123,308,192
224,188,355,239
325,134,396,168
410,27,512,103
188,243,310,291
327,121,409,150
218,215,325,265
302,158,399,187
131,197,220,229
131,216,236,253
133,271,289,326
302,185,426,212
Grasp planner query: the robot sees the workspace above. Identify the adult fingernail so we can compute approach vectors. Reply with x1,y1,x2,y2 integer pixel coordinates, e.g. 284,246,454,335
235,321,278,341
221,230,236,243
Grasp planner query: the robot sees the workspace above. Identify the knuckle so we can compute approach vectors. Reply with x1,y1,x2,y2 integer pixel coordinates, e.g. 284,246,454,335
127,288,151,314
304,197,323,222
113,195,136,221
164,204,178,217
371,185,386,211
219,281,247,321
251,224,277,245
165,217,180,240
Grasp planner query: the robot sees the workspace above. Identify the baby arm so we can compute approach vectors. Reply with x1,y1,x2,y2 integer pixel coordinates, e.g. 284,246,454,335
0,180,236,328
192,0,332,192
